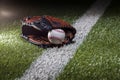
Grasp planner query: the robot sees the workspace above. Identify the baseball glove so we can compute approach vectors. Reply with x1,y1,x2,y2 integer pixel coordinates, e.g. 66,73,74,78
21,15,76,48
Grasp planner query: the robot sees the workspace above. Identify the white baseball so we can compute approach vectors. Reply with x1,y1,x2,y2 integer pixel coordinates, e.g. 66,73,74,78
48,29,65,44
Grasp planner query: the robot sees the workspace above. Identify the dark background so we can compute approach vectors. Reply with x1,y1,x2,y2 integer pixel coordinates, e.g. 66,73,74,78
0,0,95,6
0,0,119,24
0,0,96,23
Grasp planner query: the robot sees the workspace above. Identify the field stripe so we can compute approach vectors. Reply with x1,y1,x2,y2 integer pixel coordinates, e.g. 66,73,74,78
20,0,111,80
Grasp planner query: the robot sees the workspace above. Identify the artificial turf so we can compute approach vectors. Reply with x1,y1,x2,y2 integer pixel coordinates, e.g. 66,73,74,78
57,0,120,80
0,1,95,79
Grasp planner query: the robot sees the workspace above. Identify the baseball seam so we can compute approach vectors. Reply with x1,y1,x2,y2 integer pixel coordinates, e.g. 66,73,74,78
48,36,63,43
54,29,64,33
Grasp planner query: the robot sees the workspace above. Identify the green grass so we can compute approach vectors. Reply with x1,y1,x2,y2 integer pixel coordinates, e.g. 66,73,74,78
0,1,95,80
57,0,120,80
0,22,44,80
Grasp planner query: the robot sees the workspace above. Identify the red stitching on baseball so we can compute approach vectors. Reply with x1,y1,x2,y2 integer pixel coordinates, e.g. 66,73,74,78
48,36,63,42
54,29,64,33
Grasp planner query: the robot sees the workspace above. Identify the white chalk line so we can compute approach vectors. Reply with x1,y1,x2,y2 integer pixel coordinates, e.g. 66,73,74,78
19,0,111,80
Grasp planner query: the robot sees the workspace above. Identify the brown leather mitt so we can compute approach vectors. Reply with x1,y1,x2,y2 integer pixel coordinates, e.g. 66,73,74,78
21,15,76,48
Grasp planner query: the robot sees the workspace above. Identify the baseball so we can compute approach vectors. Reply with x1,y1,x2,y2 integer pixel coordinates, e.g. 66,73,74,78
48,29,65,44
